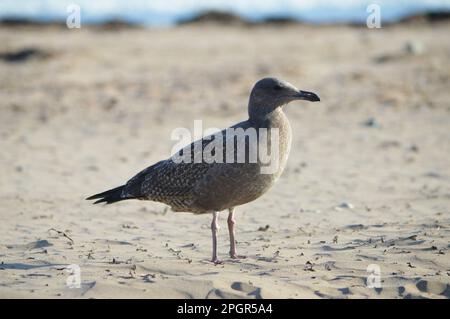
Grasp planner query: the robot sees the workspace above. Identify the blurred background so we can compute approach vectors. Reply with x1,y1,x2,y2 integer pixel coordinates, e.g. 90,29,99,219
0,0,449,298
1,0,450,25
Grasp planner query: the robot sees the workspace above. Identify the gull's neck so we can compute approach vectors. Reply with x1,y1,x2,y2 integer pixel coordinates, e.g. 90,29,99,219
248,104,286,128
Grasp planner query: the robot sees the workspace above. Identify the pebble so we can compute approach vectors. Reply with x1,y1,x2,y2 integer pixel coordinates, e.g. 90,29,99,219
404,41,426,56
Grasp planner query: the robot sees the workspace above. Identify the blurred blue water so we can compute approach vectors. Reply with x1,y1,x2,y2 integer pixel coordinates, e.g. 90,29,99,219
1,0,449,25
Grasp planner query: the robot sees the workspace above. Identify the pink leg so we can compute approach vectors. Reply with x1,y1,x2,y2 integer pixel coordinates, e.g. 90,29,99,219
227,208,245,259
211,211,221,264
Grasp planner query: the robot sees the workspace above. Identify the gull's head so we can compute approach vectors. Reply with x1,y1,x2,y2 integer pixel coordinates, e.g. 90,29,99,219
249,77,320,108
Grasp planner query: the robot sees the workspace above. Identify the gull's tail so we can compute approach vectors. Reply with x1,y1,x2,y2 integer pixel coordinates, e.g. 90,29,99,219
86,185,126,204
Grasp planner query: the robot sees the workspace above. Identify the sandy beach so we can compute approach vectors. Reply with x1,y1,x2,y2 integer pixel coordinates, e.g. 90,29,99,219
0,21,449,298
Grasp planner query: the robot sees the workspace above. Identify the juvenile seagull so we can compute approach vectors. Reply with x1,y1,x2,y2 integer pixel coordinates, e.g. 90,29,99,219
87,77,320,263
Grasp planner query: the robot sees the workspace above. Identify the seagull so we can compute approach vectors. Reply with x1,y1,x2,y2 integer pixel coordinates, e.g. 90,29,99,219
87,77,320,263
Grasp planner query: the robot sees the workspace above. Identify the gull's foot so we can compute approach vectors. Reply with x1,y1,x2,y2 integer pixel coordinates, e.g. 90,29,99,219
211,258,223,265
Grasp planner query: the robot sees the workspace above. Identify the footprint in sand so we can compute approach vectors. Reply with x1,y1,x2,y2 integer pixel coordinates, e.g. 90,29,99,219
6,239,53,250
416,280,450,297
205,282,263,299
231,281,262,299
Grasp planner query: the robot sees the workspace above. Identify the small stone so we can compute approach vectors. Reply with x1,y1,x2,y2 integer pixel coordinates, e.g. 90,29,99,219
404,41,426,56
304,261,314,271
362,117,379,128
409,144,419,153
337,202,354,210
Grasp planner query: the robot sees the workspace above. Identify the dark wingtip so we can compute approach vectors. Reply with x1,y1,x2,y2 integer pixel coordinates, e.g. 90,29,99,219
86,194,100,200
93,198,107,205
85,185,126,205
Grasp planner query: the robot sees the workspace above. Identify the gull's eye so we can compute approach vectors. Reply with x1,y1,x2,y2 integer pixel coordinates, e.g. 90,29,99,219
273,84,283,91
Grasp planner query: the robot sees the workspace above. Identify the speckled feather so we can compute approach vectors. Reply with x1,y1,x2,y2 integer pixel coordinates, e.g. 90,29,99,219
121,114,291,213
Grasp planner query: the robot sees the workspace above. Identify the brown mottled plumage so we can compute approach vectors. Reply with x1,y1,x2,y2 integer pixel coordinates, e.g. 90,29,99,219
87,77,320,263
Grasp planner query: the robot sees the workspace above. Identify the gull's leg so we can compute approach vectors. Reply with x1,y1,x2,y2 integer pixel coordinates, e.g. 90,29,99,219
227,207,245,259
211,211,221,264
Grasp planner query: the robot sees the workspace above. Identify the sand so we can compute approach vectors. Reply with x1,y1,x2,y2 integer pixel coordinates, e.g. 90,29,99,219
0,22,449,299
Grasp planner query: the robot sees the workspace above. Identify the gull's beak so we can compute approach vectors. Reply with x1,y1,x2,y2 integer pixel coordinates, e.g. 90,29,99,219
295,90,320,102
